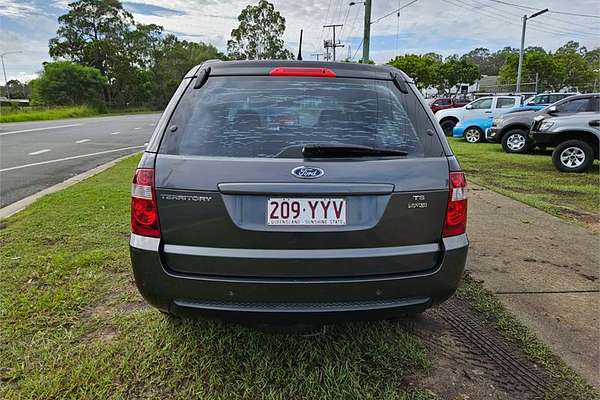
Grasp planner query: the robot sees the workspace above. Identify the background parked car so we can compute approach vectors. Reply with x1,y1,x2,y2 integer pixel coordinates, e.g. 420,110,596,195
428,97,469,114
519,92,578,111
530,113,600,172
487,93,600,154
453,117,493,143
436,96,522,136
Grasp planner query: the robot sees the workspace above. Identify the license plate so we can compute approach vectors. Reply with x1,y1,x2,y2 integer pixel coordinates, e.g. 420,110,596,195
267,198,346,225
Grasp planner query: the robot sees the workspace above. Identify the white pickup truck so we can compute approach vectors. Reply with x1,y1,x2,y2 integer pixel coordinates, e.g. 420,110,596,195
435,96,522,136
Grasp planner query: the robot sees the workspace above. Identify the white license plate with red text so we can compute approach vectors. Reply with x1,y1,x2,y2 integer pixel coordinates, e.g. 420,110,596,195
267,198,346,225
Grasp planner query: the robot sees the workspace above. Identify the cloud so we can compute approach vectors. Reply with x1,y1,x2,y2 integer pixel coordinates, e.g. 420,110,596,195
123,2,187,17
1,0,598,77
0,0,36,17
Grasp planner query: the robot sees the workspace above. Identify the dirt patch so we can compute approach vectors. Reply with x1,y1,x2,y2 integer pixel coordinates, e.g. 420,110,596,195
81,325,119,344
556,207,600,233
403,297,548,400
80,277,149,321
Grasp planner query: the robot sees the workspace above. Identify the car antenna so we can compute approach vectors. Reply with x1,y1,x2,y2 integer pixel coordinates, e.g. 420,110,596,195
297,29,303,61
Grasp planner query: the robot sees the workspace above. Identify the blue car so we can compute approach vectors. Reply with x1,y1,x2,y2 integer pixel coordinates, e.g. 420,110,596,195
519,93,578,111
453,117,493,143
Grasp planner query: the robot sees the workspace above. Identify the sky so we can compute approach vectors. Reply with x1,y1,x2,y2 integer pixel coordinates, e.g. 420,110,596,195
0,0,599,82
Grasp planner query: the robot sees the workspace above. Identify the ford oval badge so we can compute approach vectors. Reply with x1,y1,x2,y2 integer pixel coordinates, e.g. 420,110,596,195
291,166,324,179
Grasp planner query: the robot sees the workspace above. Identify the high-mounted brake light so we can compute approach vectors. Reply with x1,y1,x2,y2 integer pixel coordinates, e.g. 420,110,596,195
131,168,160,238
269,67,336,77
442,172,467,237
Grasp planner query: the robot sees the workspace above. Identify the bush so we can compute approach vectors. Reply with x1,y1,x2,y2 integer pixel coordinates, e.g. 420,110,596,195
32,62,106,106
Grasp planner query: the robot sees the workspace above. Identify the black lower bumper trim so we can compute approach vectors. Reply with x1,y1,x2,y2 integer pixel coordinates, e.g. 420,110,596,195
171,297,432,321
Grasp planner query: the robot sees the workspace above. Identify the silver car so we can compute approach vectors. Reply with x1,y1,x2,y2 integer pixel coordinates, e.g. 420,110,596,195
531,107,600,172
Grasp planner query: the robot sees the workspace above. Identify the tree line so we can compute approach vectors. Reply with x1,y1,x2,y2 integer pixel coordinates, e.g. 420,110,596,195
7,0,599,109
388,42,599,94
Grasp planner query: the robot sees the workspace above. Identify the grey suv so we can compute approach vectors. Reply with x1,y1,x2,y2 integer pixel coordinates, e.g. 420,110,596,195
530,113,600,172
129,61,469,322
487,93,595,154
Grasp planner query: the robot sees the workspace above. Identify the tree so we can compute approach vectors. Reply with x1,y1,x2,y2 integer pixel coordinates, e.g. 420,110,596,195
48,0,227,107
498,42,597,91
461,47,517,76
227,0,293,60
438,56,480,94
149,36,225,107
49,0,133,101
32,61,106,106
4,79,27,99
388,54,440,90
554,42,596,90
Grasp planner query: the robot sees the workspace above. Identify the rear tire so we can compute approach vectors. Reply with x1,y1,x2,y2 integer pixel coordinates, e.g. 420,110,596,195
501,129,531,154
441,120,457,137
552,140,594,173
464,127,483,143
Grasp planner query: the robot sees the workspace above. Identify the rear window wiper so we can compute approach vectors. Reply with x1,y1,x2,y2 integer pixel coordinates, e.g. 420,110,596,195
302,144,408,158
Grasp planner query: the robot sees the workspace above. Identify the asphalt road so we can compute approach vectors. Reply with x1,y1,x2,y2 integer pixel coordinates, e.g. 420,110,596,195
0,113,161,208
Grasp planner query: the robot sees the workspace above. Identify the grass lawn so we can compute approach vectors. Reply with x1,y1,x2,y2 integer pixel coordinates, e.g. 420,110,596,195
0,105,158,123
449,138,600,230
0,155,433,400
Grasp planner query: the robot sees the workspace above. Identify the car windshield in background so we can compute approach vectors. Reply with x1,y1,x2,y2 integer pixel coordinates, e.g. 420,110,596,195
160,76,443,158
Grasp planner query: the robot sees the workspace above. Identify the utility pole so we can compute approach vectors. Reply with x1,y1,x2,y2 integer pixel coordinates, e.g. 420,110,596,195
362,0,372,63
516,8,548,93
0,51,23,100
312,53,324,61
323,24,344,61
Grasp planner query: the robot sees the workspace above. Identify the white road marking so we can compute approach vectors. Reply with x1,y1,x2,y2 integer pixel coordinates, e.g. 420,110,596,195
1,145,145,173
134,127,142,130
0,123,82,136
110,131,120,135
76,139,90,143
28,149,51,156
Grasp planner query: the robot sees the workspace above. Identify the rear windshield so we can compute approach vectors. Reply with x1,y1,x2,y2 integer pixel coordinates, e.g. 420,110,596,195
159,76,443,158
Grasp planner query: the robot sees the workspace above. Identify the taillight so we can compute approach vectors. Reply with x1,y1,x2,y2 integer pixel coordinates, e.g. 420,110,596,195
269,67,336,77
442,172,467,237
131,168,160,238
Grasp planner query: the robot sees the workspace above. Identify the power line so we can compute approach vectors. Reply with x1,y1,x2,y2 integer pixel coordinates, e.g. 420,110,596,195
338,4,352,38
395,0,401,55
445,0,598,40
341,4,362,43
352,38,364,60
371,0,420,24
322,0,334,52
483,0,600,19
460,0,600,38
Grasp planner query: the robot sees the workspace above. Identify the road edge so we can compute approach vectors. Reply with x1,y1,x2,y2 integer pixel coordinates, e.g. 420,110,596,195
0,153,139,219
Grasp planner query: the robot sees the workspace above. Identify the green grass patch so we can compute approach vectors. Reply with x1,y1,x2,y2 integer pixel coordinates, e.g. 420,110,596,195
458,275,599,400
0,105,158,123
0,155,433,400
0,105,99,122
449,138,600,228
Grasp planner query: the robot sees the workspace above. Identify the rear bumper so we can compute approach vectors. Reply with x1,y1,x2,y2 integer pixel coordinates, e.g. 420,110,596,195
130,233,468,322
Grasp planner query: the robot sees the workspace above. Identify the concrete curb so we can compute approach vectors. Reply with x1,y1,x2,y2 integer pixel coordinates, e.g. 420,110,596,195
0,153,139,220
